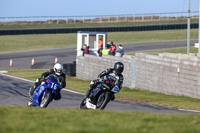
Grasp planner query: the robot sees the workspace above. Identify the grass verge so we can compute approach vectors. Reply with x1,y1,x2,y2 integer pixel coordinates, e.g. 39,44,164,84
1,67,200,111
0,29,198,53
1,106,200,133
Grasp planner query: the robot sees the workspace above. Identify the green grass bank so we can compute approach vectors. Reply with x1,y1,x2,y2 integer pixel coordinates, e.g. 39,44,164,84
1,106,200,133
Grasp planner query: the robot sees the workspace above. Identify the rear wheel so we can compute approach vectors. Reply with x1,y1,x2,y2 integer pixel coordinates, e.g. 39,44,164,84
40,92,52,108
96,93,110,110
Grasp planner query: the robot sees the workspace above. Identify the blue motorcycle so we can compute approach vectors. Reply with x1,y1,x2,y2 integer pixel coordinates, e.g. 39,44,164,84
80,75,120,110
27,75,62,108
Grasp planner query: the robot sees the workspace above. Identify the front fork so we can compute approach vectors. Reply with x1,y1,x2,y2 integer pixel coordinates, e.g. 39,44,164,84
43,89,53,102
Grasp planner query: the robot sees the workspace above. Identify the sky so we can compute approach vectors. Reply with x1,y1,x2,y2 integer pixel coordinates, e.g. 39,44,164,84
0,0,199,17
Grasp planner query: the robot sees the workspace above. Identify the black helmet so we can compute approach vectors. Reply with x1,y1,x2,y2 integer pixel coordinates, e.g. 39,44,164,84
114,62,124,74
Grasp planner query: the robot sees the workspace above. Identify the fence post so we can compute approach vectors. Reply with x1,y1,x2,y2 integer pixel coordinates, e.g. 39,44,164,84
117,15,119,22
133,14,135,22
91,16,93,23
142,14,144,21
31,16,33,23
48,16,51,24
159,13,161,21
66,16,68,23
168,13,170,20
57,16,59,24
83,16,85,23
40,16,42,23
176,12,178,20
151,14,154,21
100,16,102,23
74,16,76,23
191,12,193,19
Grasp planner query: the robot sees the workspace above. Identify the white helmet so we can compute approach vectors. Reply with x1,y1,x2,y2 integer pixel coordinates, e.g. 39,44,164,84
53,63,63,76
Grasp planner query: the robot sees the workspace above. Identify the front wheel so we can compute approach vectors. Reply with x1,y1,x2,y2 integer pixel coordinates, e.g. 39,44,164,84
40,91,52,108
96,93,110,110
27,101,34,107
80,98,88,109
27,96,35,107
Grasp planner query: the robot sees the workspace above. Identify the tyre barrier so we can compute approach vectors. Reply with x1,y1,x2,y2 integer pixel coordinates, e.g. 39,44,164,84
63,61,76,76
0,23,198,35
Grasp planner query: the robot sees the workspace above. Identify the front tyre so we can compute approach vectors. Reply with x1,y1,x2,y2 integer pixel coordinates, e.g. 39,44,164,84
40,92,52,108
27,101,34,107
27,96,35,107
80,98,88,109
96,93,110,110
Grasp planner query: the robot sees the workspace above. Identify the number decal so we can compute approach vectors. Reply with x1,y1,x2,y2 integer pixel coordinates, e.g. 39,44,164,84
51,83,54,88
54,84,57,90
111,85,120,93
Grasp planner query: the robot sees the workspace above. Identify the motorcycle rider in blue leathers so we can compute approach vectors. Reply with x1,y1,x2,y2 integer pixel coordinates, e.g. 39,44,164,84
29,63,66,101
85,62,124,100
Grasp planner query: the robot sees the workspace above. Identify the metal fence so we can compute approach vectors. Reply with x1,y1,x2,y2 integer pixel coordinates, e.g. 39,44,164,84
0,11,198,24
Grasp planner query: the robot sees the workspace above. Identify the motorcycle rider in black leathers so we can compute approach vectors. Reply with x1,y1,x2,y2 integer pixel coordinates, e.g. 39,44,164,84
85,62,124,100
29,63,66,100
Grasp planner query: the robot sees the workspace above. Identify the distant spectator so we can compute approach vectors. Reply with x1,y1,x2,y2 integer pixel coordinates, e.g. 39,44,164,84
105,42,111,55
102,48,109,55
98,39,103,49
105,43,111,49
109,42,116,56
98,45,103,57
115,44,124,57
98,39,103,57
81,44,89,56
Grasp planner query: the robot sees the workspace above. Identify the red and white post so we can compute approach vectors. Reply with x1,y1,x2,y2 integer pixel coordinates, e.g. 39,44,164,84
9,59,13,66
55,57,58,64
31,58,35,65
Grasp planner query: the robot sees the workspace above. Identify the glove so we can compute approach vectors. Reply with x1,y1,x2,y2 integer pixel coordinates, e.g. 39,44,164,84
41,81,45,85
41,77,45,82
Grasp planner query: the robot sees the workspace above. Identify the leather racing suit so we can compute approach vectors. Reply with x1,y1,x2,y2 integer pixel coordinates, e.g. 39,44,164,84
86,68,124,100
30,69,66,100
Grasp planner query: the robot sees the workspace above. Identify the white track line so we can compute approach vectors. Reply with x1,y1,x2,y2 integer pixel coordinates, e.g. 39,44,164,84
0,72,84,95
177,109,200,113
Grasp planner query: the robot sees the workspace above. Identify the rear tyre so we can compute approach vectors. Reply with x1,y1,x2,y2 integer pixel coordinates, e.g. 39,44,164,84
40,92,52,108
80,98,88,109
96,93,110,110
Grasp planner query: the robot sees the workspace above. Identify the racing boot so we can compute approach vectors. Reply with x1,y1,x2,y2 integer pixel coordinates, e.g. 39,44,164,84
29,86,36,97
85,80,96,98
85,79,100,97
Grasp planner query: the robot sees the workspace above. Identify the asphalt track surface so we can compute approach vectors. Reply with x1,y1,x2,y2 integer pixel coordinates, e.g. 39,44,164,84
0,40,197,69
1,73,200,114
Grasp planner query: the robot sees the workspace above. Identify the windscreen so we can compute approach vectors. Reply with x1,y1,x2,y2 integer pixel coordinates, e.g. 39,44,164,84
48,75,60,84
